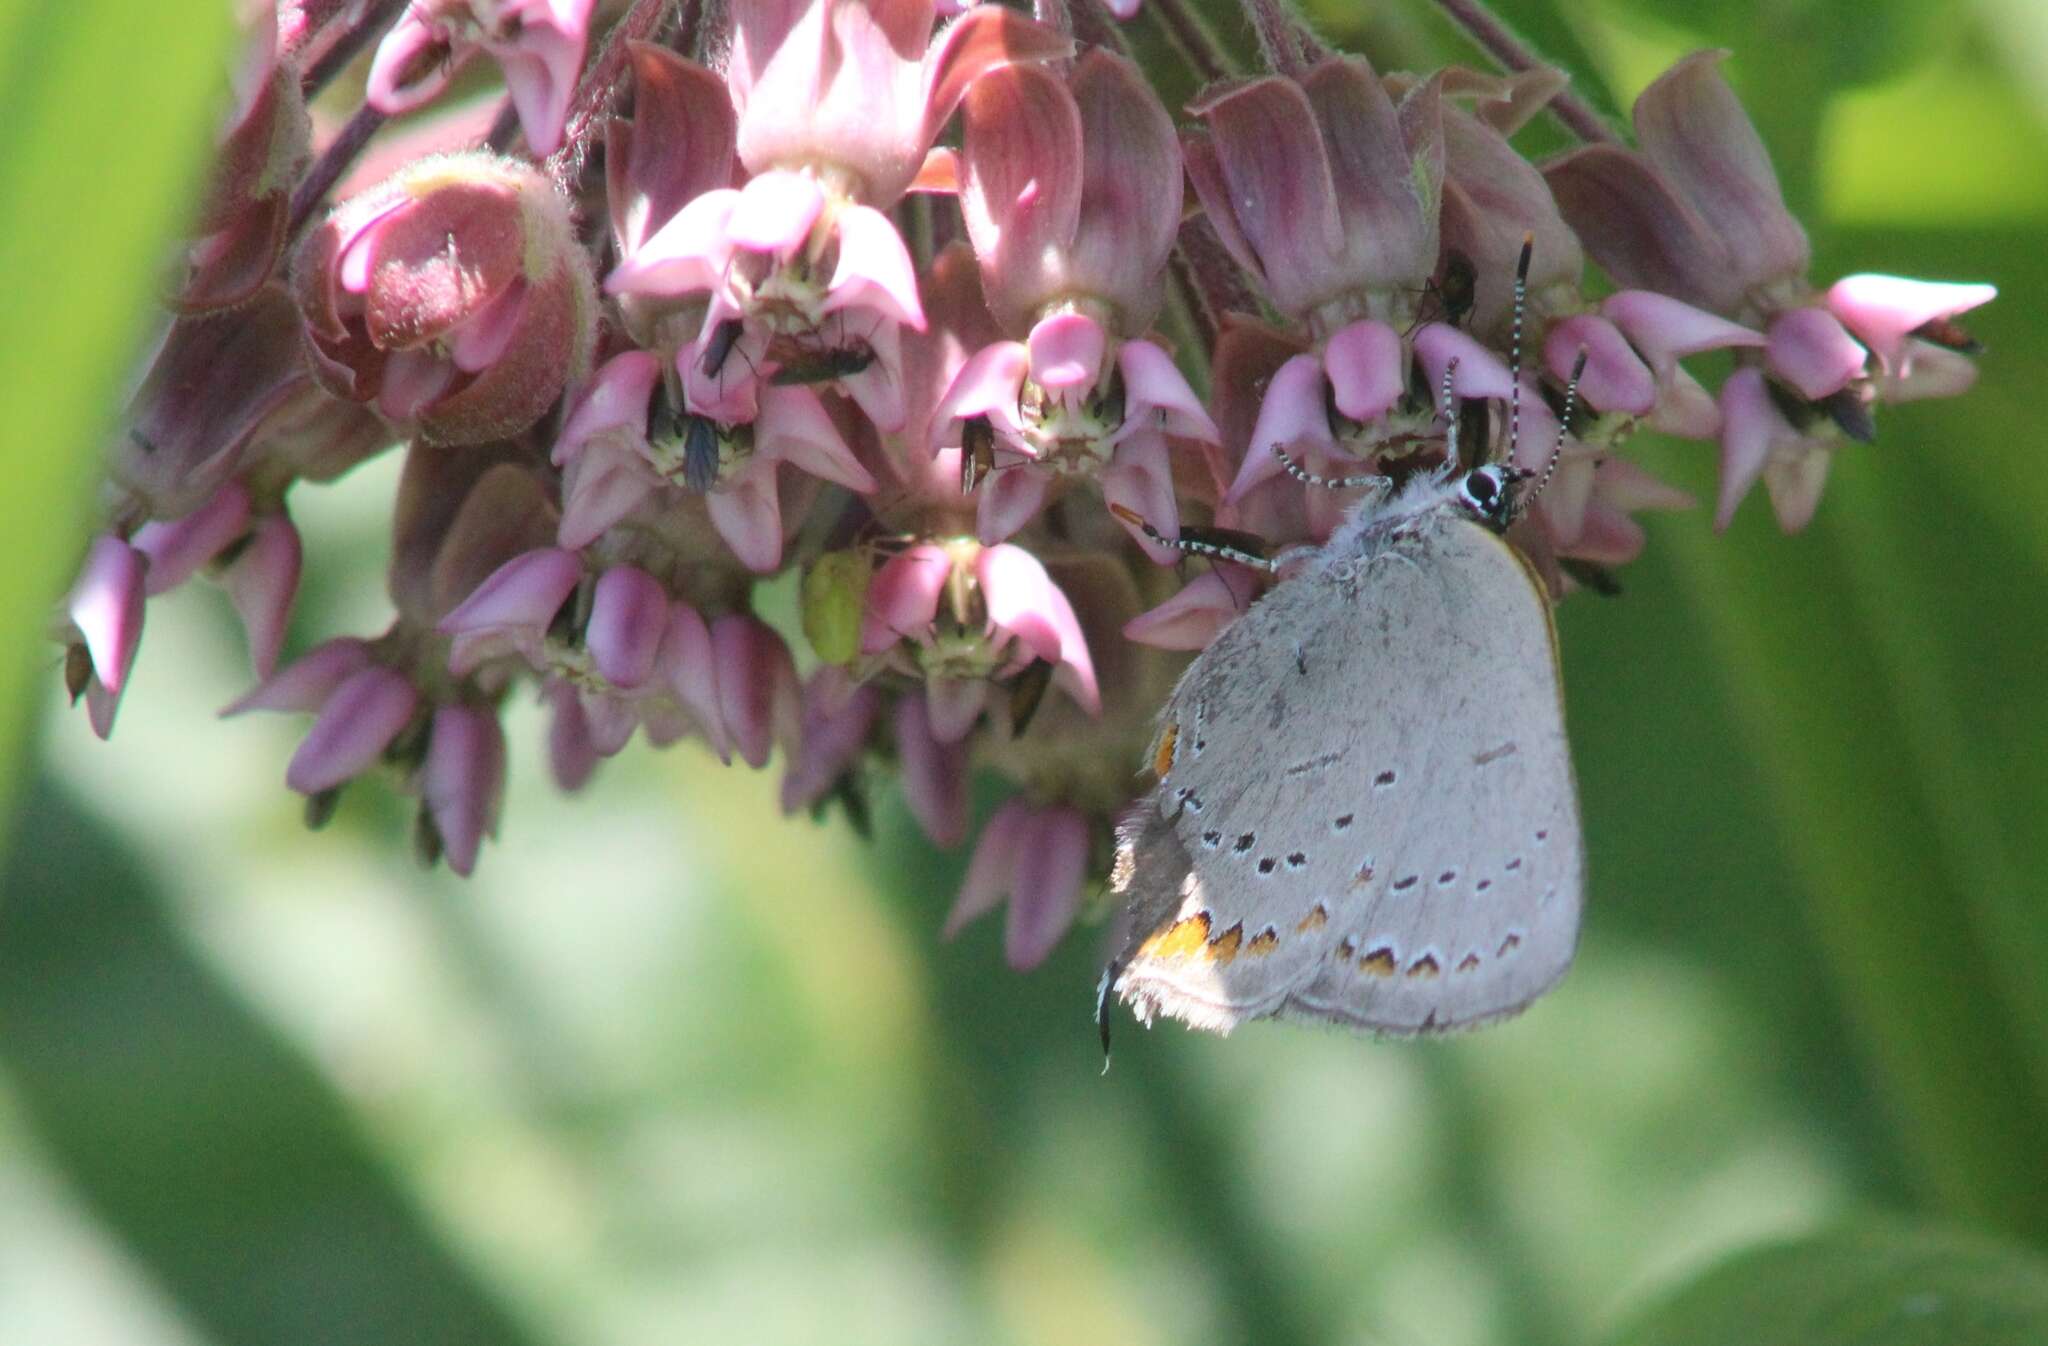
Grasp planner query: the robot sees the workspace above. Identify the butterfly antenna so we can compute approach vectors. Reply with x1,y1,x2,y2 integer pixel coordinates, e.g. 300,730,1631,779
1271,441,1391,493
1107,503,1280,574
1508,232,1533,470
1439,355,1462,473
1524,348,1588,508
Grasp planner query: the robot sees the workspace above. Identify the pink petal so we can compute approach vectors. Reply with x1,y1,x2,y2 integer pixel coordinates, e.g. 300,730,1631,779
1412,322,1517,404
222,637,373,717
438,547,581,641
728,168,826,254
1323,319,1406,424
779,668,882,814
586,565,669,690
713,614,801,769
581,687,639,757
959,61,1083,328
1647,364,1723,440
660,601,730,763
975,463,1053,544
555,350,660,465
422,704,507,876
1826,274,1996,373
284,665,419,794
1027,311,1106,394
1101,432,1183,566
1116,338,1220,443
606,187,738,296
223,513,303,679
860,543,953,654
835,316,908,432
756,384,875,491
365,14,461,117
1229,354,1330,504
824,203,927,330
1602,289,1764,368
447,279,529,374
377,349,457,423
1715,367,1781,531
1545,314,1655,417
704,461,785,573
1880,341,1980,403
944,798,1030,939
1122,570,1247,650
894,691,968,847
924,677,988,745
545,680,600,791
1764,444,1831,534
557,446,656,548
1005,804,1087,969
492,16,589,157
1767,307,1868,401
1632,51,1808,290
68,536,147,697
133,481,252,595
979,544,1098,716
930,341,1031,455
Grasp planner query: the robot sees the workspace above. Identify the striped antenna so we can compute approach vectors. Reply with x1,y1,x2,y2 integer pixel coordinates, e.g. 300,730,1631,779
1108,503,1280,574
1525,348,1588,506
1439,355,1462,472
1271,441,1392,493
1509,232,1533,470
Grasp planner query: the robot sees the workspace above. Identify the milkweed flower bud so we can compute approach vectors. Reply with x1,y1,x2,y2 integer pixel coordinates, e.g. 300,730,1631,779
292,152,597,445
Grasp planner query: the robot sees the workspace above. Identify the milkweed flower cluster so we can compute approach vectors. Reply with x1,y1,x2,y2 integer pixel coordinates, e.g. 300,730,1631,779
58,0,1992,967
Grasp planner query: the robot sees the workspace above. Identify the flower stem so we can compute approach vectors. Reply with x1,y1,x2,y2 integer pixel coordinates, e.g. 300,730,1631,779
1241,0,1317,76
298,0,407,99
287,102,385,238
1428,0,1621,144
1147,0,1232,83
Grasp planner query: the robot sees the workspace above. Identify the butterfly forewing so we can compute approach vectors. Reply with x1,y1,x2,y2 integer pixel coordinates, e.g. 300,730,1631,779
1111,513,1583,1034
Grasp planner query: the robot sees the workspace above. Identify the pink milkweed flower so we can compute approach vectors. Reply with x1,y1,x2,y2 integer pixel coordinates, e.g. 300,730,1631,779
1433,96,1763,444
1544,51,1995,530
552,349,872,573
944,798,1090,970
293,152,597,446
780,666,882,815
930,319,1219,561
420,703,508,875
224,638,423,796
366,0,596,156
859,539,1100,744
438,551,736,763
59,535,148,739
1185,56,1443,334
938,52,1221,561
608,0,1067,429
892,690,968,847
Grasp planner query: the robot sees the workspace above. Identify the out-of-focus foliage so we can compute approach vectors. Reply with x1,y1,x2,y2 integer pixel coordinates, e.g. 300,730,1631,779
1609,1224,2048,1346
3,2,2047,1345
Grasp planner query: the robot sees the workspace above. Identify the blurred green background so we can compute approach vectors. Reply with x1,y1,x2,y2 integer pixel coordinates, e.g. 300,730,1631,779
3,1,2047,1344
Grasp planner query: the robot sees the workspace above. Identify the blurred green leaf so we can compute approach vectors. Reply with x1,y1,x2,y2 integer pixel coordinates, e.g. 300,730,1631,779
1607,1222,2048,1346
0,777,542,1346
0,3,232,836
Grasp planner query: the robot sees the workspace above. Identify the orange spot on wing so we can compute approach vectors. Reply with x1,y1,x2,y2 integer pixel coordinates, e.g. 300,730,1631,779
1138,911,1211,959
1247,929,1279,955
1407,955,1441,979
1456,953,1481,973
1152,721,1179,778
1360,948,1398,977
1296,904,1328,932
1209,923,1243,964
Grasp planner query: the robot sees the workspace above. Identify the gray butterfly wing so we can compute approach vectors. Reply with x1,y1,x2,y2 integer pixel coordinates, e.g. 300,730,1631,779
1109,517,1583,1035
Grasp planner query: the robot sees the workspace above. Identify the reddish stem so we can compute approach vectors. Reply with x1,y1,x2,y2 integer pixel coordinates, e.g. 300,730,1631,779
288,102,385,238
1147,0,1231,83
298,0,408,98
1428,0,1622,145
